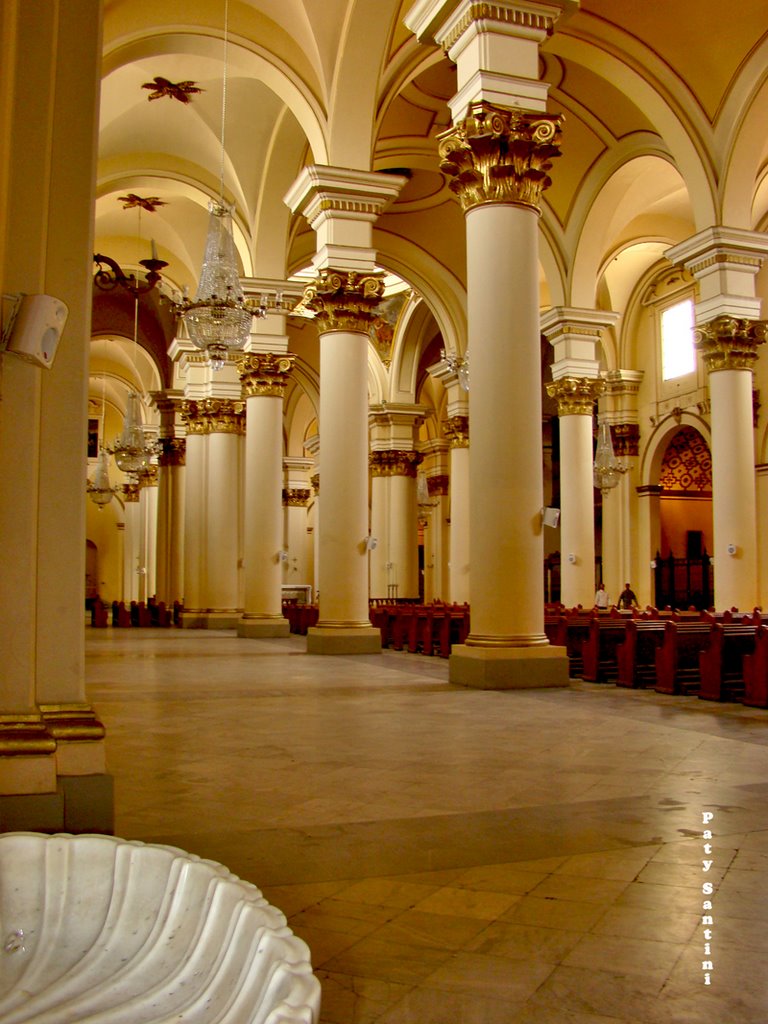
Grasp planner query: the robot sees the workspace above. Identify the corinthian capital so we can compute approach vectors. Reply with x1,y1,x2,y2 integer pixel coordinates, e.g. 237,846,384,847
369,450,423,478
444,415,469,448
438,102,563,214
694,316,768,373
239,353,295,397
545,376,605,416
181,398,246,435
301,269,385,334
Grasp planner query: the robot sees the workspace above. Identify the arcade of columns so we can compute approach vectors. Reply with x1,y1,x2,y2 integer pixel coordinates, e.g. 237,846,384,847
2,0,768,829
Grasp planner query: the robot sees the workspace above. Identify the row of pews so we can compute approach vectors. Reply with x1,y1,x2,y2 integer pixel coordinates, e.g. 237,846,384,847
547,605,768,706
91,599,181,628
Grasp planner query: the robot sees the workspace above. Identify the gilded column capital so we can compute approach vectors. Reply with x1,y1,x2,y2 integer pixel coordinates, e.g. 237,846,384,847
444,415,469,448
159,437,186,467
301,269,385,333
137,465,159,488
369,449,423,478
181,398,246,435
694,316,768,373
427,474,450,497
239,352,296,397
122,482,140,503
612,423,640,458
283,487,311,507
545,376,605,416
310,472,320,494
438,101,563,214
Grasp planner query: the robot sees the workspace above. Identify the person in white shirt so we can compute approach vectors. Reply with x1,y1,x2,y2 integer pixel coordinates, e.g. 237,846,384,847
594,582,610,610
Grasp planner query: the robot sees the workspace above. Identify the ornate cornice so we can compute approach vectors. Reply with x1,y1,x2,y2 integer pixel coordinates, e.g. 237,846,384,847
441,3,559,52
444,415,470,448
438,101,563,214
427,474,450,497
611,423,640,458
370,449,423,478
283,487,311,507
694,316,768,373
122,483,140,503
545,376,605,416
302,269,385,334
239,353,295,398
181,398,246,435
158,437,186,467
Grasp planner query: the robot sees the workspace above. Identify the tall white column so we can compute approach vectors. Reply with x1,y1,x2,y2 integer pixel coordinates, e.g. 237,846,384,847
238,354,293,637
667,228,768,611
445,417,470,604
205,407,244,628
283,457,313,593
180,427,206,626
285,166,407,653
369,451,422,599
121,484,141,603
152,393,186,606
408,0,572,687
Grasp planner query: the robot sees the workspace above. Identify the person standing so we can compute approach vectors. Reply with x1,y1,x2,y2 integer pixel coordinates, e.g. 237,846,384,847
594,582,610,610
618,582,638,610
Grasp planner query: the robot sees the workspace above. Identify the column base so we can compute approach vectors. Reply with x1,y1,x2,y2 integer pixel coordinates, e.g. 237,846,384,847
306,626,382,655
237,616,290,638
0,774,114,834
180,611,241,629
449,644,569,689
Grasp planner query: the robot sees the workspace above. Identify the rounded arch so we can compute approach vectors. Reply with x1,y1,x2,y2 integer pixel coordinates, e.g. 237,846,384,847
640,412,712,487
720,54,768,226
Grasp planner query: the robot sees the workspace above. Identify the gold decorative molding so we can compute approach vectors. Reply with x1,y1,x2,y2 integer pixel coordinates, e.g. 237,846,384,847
369,450,423,478
0,714,56,755
612,423,640,458
38,704,106,742
438,101,563,214
441,3,559,52
137,464,159,488
545,376,605,416
239,353,295,398
181,398,246,435
122,482,140,503
310,473,320,493
283,487,311,507
694,316,768,373
427,474,450,497
444,415,469,448
159,437,186,467
302,269,386,334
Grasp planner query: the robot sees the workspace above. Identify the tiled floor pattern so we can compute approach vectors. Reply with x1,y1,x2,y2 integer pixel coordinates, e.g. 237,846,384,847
86,629,768,1022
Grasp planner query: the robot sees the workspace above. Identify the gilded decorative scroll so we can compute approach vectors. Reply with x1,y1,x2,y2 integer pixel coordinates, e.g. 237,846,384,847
302,269,385,333
239,353,295,397
611,423,640,458
438,101,563,213
122,482,140,503
159,437,186,467
695,316,767,372
444,415,469,448
369,450,423,478
545,377,605,416
283,487,311,507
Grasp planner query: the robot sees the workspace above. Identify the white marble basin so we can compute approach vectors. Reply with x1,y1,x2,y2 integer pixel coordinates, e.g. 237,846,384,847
0,832,320,1023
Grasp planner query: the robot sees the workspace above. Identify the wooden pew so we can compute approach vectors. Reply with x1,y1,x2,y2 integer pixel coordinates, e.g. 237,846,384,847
698,622,756,702
616,619,668,688
743,625,768,707
581,613,631,683
563,609,595,679
112,600,131,627
654,620,713,695
90,601,108,628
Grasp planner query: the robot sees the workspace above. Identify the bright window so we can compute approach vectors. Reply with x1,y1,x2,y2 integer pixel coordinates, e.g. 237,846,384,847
661,299,695,380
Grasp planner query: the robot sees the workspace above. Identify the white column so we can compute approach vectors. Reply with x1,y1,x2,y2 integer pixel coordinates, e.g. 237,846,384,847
369,451,422,599
636,486,663,608
667,228,768,611
180,427,206,626
445,419,470,604
285,166,407,653
206,420,243,628
121,485,141,603
155,438,186,606
238,354,293,637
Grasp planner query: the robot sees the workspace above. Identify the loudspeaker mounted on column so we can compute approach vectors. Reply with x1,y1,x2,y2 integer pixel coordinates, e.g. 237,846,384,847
541,507,560,528
5,294,68,368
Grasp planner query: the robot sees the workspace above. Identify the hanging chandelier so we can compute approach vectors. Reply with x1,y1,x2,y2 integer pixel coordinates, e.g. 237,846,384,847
178,0,265,369
440,348,469,391
110,390,159,474
593,419,625,493
87,447,116,508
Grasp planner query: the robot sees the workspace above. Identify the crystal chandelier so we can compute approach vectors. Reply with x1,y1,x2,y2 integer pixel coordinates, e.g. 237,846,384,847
87,447,116,508
441,347,469,391
178,0,265,369
110,390,159,474
593,419,625,493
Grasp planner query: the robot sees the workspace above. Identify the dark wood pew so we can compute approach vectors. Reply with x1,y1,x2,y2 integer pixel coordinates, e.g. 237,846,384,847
91,600,108,627
616,619,668,688
698,622,756,702
654,620,713,695
563,609,595,679
581,613,632,683
743,625,768,707
112,600,131,627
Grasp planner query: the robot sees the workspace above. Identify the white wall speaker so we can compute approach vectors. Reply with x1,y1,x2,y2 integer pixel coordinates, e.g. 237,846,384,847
7,294,68,368
542,507,560,528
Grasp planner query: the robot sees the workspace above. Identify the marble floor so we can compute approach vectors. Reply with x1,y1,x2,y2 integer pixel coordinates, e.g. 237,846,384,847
85,628,768,1023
